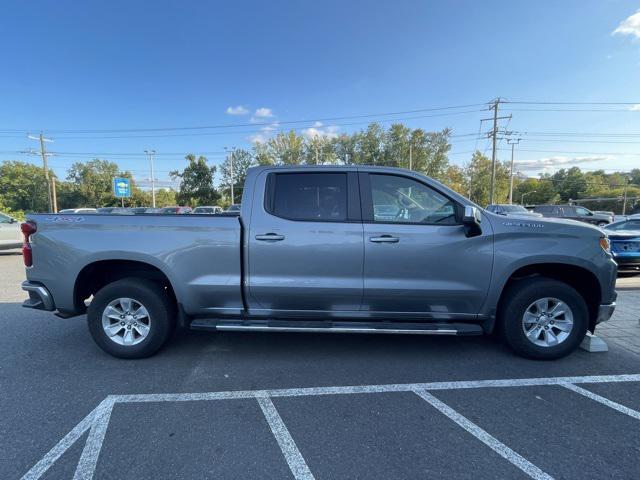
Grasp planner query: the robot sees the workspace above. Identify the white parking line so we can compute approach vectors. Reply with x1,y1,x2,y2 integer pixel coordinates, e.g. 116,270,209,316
561,383,640,421
72,398,115,480
19,374,640,480
257,396,315,480
414,390,554,480
20,398,111,480
111,374,640,403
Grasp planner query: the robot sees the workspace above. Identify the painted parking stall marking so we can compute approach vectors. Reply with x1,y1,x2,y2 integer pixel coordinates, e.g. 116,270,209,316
20,374,640,480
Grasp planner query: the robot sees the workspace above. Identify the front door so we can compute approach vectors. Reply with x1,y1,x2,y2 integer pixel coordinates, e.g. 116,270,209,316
247,170,363,315
360,172,493,318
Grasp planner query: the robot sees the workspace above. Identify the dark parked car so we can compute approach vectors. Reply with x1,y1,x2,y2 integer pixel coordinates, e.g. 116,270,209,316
225,204,241,212
604,216,640,272
160,206,193,214
486,204,543,218
96,207,132,215
533,205,612,226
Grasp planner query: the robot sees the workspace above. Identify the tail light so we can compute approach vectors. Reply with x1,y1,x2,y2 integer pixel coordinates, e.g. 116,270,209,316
21,221,37,267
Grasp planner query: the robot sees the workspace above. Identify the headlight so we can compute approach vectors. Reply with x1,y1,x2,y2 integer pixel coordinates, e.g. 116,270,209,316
599,237,611,254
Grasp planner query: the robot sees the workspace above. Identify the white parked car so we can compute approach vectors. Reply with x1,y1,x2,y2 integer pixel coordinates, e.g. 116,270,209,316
58,208,98,214
0,211,22,250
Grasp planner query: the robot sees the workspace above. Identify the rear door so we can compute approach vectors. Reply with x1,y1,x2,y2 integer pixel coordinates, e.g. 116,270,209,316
359,172,493,318
247,170,364,315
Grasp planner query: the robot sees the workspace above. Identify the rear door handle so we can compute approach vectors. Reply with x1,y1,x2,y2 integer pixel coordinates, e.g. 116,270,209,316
255,233,285,241
369,235,399,243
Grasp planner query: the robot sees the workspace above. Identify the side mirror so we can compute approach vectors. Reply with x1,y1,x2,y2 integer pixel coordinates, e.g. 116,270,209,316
463,206,482,238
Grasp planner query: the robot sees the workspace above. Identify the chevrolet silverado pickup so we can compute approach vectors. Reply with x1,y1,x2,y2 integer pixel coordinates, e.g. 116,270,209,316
21,166,617,359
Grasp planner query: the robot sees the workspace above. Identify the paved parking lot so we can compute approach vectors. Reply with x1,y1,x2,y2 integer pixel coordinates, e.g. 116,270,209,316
1,251,639,479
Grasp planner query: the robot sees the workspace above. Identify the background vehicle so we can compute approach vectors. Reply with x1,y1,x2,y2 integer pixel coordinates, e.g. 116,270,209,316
129,207,149,214
0,211,21,250
225,204,241,212
96,207,131,214
485,204,543,217
58,208,97,214
160,206,193,214
533,204,612,226
21,166,617,360
594,211,616,221
604,217,640,273
193,206,223,214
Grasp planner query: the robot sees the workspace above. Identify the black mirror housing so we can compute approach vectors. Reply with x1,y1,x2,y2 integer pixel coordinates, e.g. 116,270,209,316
463,206,482,237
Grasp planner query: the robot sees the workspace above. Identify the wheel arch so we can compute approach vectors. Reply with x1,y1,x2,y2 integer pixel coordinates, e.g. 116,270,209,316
495,262,601,333
73,259,178,314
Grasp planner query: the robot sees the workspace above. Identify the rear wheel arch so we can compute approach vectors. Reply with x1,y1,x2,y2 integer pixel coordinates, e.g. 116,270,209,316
74,259,178,314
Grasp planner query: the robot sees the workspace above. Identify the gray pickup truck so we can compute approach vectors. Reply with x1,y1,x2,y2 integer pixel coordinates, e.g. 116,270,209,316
21,166,617,359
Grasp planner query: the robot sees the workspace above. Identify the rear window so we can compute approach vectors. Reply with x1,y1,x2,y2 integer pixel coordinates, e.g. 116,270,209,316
268,173,348,221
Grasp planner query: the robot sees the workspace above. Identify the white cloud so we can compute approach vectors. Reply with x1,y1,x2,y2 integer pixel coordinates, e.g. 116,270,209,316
515,156,611,171
629,104,640,111
226,105,249,115
248,133,267,144
301,123,339,140
254,107,273,118
613,10,640,39
260,121,280,133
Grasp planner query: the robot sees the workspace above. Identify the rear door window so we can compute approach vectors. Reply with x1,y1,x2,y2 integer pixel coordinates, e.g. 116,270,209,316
269,173,348,221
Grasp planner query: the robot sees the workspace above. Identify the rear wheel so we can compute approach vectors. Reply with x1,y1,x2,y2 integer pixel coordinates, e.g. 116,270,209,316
87,278,175,358
499,277,588,360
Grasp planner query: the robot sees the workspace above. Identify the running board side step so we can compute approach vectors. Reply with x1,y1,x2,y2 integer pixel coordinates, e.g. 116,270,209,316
190,319,484,336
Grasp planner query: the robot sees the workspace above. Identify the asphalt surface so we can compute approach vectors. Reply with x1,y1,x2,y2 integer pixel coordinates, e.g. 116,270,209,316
1,251,639,480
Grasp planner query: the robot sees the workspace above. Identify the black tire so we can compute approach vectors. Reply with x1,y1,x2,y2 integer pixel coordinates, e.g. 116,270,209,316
498,277,588,360
87,278,176,359
597,222,607,227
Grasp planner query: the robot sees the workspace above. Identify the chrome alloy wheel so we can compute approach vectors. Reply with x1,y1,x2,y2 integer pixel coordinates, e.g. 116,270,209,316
522,297,574,348
101,297,151,346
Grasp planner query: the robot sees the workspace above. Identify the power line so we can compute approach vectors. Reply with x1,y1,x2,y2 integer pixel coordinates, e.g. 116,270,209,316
0,103,489,134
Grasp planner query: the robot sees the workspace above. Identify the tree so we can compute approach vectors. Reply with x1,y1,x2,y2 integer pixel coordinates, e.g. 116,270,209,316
170,154,220,206
551,167,587,202
219,149,255,203
65,159,136,208
265,130,306,165
154,188,176,207
464,151,510,205
513,178,558,205
0,161,50,212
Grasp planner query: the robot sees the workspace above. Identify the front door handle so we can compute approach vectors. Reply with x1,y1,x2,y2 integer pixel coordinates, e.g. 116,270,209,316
255,233,285,241
369,235,399,243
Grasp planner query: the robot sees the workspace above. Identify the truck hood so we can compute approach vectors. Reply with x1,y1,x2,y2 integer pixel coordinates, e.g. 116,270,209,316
486,212,604,239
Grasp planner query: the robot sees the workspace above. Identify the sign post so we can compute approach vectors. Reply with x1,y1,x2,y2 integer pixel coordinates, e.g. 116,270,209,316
113,177,131,207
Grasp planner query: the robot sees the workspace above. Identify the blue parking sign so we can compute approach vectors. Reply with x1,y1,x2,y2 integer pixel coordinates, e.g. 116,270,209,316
113,177,131,198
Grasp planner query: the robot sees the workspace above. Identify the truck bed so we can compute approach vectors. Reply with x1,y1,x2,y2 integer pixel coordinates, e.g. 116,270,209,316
25,213,243,316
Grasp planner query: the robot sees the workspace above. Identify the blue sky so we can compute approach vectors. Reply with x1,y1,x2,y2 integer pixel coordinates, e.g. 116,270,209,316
1,0,639,187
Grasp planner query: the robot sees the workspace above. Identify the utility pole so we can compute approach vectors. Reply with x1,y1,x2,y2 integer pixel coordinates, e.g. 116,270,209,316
27,132,56,212
409,144,413,170
144,150,157,207
225,147,235,204
622,176,631,215
480,99,511,205
507,138,521,204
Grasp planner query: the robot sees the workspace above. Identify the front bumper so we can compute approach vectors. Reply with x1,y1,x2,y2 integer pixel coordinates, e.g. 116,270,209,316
21,281,55,311
596,302,616,324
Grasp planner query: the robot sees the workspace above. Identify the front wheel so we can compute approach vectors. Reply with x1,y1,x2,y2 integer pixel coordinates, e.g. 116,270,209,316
87,278,175,358
597,222,608,227
499,277,588,360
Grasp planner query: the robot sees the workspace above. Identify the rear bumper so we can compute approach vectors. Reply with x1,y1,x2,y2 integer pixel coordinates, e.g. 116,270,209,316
21,281,55,311
596,302,616,324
